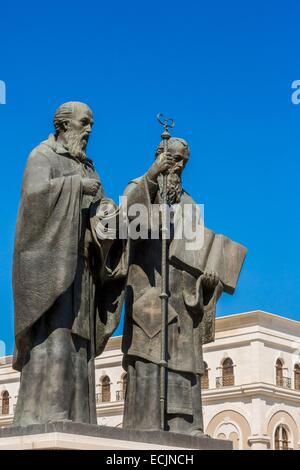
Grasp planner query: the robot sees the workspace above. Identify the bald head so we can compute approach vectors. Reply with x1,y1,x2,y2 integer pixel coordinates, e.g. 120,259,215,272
156,137,190,162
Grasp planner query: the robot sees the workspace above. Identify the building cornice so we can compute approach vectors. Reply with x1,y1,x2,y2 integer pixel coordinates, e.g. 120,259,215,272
203,382,300,405
215,311,300,336
96,401,124,417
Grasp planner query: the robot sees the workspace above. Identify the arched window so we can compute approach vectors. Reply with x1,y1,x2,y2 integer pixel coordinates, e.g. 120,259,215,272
1,391,10,415
215,422,241,450
101,376,111,402
294,364,300,391
276,359,284,387
201,362,209,389
275,425,290,450
222,358,234,386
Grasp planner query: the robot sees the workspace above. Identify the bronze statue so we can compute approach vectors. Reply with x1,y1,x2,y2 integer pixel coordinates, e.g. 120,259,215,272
121,133,247,435
13,102,124,425
12,104,246,442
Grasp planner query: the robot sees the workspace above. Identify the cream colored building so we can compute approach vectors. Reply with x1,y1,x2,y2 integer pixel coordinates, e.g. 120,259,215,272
1,310,300,450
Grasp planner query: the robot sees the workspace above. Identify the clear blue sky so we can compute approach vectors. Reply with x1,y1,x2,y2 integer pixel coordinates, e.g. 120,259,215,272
1,0,300,356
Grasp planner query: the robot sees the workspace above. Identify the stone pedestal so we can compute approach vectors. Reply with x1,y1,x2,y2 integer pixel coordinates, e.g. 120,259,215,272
0,422,232,450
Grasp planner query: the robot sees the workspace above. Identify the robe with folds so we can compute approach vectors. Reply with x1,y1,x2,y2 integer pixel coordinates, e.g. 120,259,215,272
121,174,246,434
13,135,125,426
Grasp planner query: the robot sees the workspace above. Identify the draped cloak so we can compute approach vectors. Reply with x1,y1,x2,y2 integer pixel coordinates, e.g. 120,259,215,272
12,135,125,425
121,174,246,434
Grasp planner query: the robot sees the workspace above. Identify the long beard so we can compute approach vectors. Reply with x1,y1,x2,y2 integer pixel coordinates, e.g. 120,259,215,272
158,172,182,205
64,130,87,161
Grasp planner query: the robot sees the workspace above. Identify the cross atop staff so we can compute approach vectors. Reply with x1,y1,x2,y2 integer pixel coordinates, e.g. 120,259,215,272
157,113,175,137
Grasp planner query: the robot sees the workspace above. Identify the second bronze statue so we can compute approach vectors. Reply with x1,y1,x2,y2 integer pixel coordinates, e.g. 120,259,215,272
120,135,246,434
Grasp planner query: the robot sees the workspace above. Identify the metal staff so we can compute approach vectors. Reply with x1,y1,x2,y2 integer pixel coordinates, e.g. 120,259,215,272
156,113,175,431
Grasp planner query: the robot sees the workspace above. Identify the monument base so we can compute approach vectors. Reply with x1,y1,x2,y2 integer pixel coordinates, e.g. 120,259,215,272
0,421,232,450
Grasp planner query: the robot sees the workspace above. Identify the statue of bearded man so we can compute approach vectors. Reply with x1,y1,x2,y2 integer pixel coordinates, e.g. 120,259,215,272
121,137,246,435
12,102,124,425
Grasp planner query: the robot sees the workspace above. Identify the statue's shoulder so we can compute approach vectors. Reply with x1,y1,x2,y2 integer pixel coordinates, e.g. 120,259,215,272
27,136,56,165
181,189,196,206
129,176,143,185
123,175,144,196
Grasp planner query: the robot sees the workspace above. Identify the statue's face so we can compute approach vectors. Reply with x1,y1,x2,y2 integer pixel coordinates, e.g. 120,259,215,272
168,143,189,175
66,105,94,148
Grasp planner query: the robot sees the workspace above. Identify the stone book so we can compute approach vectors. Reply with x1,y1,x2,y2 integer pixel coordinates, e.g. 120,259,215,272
169,228,247,294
